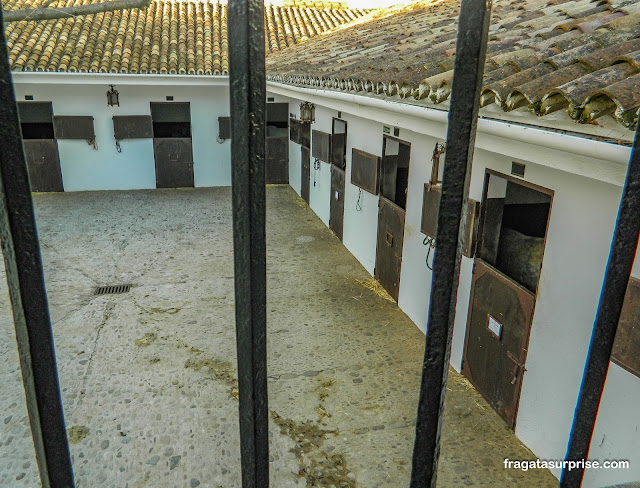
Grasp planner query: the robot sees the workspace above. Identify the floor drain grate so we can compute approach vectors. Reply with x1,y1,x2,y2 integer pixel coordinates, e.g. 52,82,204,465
94,284,132,296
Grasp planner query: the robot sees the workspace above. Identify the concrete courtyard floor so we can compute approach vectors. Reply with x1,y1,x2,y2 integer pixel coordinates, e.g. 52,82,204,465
0,186,557,488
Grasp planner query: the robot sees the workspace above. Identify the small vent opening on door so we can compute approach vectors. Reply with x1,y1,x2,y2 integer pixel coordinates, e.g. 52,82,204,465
94,284,132,296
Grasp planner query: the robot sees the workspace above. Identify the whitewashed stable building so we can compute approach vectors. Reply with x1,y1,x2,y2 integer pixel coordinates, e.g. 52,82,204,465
5,0,640,486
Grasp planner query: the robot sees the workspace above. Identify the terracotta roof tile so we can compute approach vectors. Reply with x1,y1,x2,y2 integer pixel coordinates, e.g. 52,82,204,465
266,0,640,130
4,0,368,75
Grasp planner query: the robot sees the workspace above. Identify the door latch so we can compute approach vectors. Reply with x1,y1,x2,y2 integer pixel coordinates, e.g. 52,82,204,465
386,231,394,246
507,351,525,385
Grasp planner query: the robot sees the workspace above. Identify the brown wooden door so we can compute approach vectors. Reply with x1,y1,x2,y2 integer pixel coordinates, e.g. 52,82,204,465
266,136,289,184
301,146,310,204
22,139,63,192
462,259,535,429
153,138,194,188
375,197,405,301
330,166,345,241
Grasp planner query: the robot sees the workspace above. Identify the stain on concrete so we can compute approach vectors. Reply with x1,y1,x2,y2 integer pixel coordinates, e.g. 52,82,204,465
149,307,181,315
272,411,354,487
67,425,89,444
135,333,157,347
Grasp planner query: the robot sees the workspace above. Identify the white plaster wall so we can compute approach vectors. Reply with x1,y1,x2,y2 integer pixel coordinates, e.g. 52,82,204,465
307,105,335,226
587,363,640,486
394,130,436,334
14,83,231,191
341,116,384,275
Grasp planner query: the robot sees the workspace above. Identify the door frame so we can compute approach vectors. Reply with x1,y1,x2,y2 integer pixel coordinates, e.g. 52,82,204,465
462,169,554,429
150,102,194,188
331,117,347,170
380,135,412,209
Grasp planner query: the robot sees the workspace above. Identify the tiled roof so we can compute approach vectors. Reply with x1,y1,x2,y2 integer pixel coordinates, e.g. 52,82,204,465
3,0,368,75
266,0,640,130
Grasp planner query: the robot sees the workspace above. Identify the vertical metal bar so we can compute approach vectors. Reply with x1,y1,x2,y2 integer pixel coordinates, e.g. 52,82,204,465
560,125,640,487
227,0,269,487
0,10,75,488
410,0,492,486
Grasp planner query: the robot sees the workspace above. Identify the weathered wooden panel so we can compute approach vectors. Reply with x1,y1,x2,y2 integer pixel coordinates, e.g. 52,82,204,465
289,118,300,144
330,166,345,241
153,138,194,188
375,197,405,301
331,118,347,170
421,184,441,239
113,115,153,140
218,116,231,140
22,139,63,192
266,136,289,184
612,277,640,377
463,260,535,429
150,102,191,122
421,185,479,258
300,122,311,149
17,101,53,123
301,146,310,203
267,102,288,123
351,148,380,195
312,130,331,163
461,198,481,258
53,116,95,140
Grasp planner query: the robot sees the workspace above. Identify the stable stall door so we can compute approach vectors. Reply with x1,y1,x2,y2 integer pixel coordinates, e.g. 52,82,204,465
329,119,347,240
462,171,553,429
18,102,63,192
151,102,194,188
266,102,289,184
329,166,345,240
374,136,411,301
301,146,310,204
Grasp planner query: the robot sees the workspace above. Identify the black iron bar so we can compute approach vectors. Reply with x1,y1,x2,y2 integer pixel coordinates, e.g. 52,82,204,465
560,123,640,487
0,10,75,488
410,0,492,486
227,0,269,487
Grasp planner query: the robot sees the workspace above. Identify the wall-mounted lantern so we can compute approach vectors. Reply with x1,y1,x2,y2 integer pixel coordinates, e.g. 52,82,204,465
299,102,315,123
107,85,120,107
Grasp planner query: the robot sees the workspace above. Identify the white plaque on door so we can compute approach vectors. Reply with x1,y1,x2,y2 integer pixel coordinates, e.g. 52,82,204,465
487,315,502,340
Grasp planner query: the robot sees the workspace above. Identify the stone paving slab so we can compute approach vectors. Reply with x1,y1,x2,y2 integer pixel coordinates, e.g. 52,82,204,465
0,186,557,487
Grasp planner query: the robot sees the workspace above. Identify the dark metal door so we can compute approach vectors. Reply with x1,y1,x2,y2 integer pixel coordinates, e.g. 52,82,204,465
22,139,63,192
462,259,535,429
266,136,289,184
375,196,405,301
153,138,194,188
330,166,345,241
301,146,310,203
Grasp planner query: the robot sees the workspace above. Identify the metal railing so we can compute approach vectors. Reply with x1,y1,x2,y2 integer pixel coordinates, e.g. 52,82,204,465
0,0,639,487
